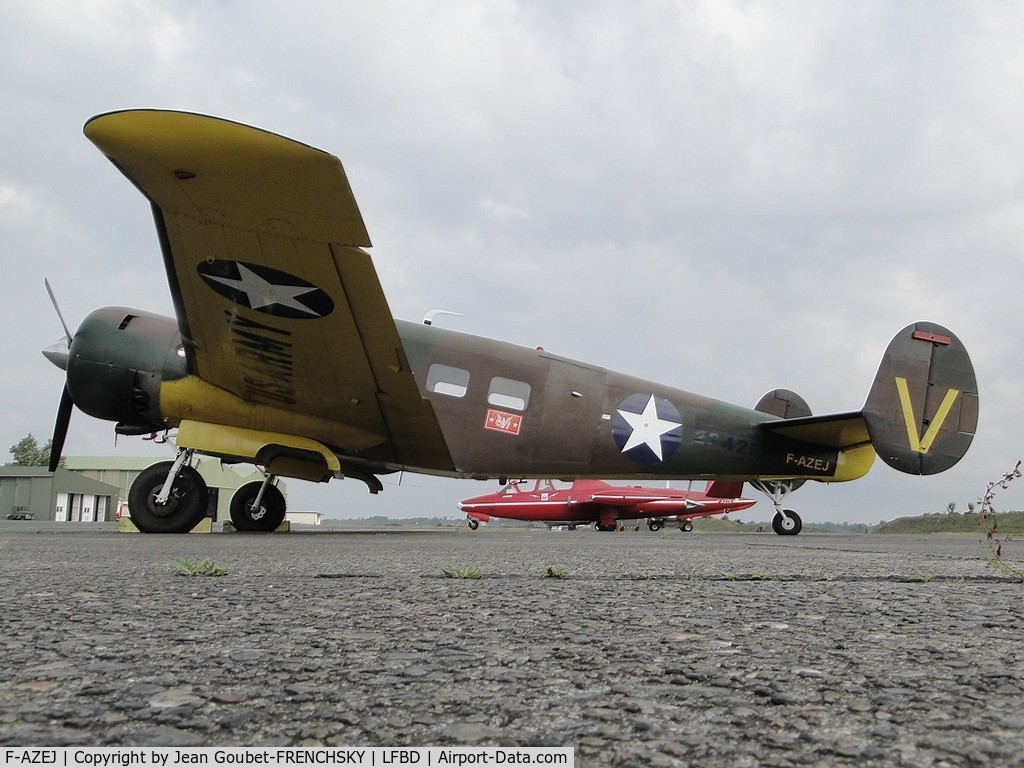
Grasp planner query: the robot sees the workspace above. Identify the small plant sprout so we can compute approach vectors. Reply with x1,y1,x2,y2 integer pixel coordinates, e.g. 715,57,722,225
630,571,654,581
442,564,483,579
173,557,229,577
541,565,568,578
978,460,1024,582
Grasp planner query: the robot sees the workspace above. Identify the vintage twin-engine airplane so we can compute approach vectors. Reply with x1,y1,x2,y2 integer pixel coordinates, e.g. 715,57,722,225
458,479,757,532
42,109,979,534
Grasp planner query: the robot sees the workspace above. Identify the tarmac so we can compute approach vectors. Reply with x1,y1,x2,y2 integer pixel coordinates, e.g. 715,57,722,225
1,520,1023,767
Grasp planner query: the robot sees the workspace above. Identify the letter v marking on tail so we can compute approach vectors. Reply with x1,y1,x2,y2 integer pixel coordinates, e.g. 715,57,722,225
894,377,961,454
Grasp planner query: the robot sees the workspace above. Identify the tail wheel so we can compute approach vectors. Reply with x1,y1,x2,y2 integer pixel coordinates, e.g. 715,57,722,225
230,481,286,532
772,509,802,536
128,461,209,534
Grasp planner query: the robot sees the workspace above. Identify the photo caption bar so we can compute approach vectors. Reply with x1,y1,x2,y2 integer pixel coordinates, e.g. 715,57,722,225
0,748,574,768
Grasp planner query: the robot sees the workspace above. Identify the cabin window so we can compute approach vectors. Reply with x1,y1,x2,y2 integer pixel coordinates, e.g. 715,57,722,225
487,377,531,411
427,364,470,398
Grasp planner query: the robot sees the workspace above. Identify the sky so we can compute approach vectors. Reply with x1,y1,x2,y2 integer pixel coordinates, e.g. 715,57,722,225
2,1,1023,524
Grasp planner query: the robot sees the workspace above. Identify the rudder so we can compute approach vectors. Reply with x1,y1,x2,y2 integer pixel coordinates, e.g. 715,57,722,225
863,321,978,475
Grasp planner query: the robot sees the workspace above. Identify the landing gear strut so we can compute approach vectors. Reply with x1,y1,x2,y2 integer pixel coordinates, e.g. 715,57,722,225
127,449,209,533
751,479,803,536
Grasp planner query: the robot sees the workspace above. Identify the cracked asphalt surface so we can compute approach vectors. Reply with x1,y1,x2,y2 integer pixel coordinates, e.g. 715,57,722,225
1,521,1022,767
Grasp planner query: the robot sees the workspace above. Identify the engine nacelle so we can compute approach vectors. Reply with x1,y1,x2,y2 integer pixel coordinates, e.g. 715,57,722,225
66,306,186,434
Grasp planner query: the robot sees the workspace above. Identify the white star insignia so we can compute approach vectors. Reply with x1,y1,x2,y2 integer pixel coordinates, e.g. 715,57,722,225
617,394,681,460
206,263,320,315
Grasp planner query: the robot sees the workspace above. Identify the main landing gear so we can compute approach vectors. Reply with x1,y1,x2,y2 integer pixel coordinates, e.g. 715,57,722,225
127,449,208,534
126,449,287,533
230,476,286,531
751,479,803,536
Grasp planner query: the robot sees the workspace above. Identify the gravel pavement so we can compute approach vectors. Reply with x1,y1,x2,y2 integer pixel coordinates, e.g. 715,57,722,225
1,521,1023,767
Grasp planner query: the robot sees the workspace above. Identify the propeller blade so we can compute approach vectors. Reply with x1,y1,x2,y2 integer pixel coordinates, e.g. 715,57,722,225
44,278,73,348
49,385,73,472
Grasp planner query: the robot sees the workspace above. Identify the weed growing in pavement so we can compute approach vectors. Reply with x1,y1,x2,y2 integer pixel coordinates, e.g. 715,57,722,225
541,565,568,578
442,564,483,579
977,460,1024,582
173,557,229,577
630,571,654,580
908,573,938,583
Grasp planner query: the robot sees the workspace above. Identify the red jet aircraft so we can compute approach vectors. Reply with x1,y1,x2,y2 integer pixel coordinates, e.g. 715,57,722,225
459,479,757,532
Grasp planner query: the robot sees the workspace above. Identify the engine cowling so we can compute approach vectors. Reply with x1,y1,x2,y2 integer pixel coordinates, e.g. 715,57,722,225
65,306,186,434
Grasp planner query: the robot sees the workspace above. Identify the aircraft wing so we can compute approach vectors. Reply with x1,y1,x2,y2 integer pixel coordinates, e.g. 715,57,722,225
758,411,871,448
84,109,452,469
581,488,696,507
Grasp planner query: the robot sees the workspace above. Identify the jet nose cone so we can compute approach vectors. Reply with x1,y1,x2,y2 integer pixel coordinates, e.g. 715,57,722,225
42,340,69,370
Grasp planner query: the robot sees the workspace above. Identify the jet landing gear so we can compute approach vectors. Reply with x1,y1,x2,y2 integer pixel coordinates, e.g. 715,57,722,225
127,449,209,533
751,480,803,536
230,475,286,532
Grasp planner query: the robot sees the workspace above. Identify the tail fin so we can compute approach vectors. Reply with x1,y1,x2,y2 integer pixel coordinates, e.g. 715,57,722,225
705,480,745,499
863,321,978,475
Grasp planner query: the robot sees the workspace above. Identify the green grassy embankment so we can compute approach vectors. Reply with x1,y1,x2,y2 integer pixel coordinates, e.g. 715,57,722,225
875,511,1024,535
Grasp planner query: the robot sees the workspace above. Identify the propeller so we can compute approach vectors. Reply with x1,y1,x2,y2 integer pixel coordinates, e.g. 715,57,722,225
45,278,73,347
43,279,74,472
49,386,73,472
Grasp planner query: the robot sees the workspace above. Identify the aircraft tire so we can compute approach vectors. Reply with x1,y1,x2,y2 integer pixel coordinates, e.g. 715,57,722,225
230,482,286,532
647,521,662,532
680,520,694,532
128,461,209,534
467,518,479,530
772,509,802,536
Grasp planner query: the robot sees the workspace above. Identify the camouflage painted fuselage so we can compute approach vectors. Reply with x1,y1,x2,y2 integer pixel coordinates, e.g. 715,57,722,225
65,306,869,485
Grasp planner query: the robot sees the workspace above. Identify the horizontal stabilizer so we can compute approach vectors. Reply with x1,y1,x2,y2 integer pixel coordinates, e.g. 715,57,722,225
759,412,870,449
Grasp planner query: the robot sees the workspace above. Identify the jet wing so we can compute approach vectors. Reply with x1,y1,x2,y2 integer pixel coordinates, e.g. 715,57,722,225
577,487,697,507
84,109,452,469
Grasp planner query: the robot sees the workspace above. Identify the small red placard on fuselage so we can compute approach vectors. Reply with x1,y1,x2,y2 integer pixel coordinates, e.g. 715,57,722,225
484,409,522,436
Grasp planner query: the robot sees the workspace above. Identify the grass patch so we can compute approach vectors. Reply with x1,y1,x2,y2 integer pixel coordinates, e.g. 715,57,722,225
442,564,483,579
173,557,229,577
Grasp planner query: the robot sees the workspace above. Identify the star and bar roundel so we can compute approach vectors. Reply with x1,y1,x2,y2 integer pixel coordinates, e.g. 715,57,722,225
196,260,334,319
612,393,683,464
